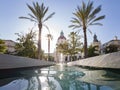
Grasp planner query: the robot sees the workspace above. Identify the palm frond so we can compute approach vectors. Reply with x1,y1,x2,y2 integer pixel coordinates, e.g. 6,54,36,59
88,29,92,35
85,1,93,18
91,15,105,23
28,13,37,20
69,24,81,30
82,1,86,11
38,3,43,19
89,23,103,26
75,29,82,34
89,5,101,18
27,3,37,18
35,2,42,20
77,7,84,20
87,16,96,24
73,12,83,26
43,7,48,17
69,0,105,36
43,12,55,23
41,3,45,16
71,17,81,24
19,16,37,22
43,24,50,33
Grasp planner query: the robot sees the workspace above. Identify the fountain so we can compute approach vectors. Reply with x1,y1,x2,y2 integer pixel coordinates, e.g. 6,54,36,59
59,53,67,66
60,53,63,63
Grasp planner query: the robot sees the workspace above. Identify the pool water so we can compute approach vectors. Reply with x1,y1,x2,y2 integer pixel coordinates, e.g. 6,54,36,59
0,65,120,90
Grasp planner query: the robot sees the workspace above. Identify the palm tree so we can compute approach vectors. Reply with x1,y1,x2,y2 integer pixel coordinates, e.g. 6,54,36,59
69,1,105,58
19,2,55,60
47,33,53,61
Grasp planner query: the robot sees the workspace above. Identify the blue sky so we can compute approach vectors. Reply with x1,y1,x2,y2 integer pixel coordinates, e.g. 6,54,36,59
0,0,120,53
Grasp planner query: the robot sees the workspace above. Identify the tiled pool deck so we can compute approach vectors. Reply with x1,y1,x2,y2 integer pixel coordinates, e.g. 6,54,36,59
67,51,120,69
0,54,54,70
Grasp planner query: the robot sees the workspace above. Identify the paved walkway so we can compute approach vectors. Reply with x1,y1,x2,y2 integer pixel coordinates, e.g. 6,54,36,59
0,54,54,70
67,51,120,69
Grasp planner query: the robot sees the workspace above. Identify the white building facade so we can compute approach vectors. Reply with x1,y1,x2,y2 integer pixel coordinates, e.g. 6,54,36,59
4,40,16,53
101,36,120,53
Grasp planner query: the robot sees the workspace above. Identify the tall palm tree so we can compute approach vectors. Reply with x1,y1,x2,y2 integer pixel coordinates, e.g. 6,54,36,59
19,2,55,60
69,1,105,58
47,33,53,61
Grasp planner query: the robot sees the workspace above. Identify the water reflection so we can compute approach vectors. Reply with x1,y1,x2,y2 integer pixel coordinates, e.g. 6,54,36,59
0,66,120,90
77,69,120,90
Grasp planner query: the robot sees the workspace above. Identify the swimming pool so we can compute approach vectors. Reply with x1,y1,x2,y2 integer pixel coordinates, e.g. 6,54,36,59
0,65,120,90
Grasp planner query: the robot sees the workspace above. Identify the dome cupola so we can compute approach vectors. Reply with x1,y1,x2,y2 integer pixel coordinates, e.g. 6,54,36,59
58,30,66,40
57,30,66,44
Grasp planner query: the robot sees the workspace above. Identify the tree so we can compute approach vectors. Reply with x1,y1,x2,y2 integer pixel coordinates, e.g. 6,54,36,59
15,30,38,58
56,41,69,55
57,32,82,61
88,45,99,57
19,2,55,60
0,39,6,53
68,32,82,61
69,0,105,58
47,33,53,61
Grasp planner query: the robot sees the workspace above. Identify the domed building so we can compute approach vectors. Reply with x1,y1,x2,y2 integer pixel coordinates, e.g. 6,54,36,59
54,31,67,63
57,30,66,44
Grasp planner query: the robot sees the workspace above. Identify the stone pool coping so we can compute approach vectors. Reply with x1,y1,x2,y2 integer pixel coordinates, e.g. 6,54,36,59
67,51,120,70
0,54,55,71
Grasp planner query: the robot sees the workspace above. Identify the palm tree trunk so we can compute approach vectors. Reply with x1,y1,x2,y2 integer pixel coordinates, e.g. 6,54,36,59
38,23,42,60
83,27,88,58
48,38,50,61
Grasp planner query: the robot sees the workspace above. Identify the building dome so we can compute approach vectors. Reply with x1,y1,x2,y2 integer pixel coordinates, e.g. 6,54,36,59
57,31,66,44
57,31,66,40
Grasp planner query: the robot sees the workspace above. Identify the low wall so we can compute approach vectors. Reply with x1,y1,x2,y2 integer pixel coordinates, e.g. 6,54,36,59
67,51,120,69
0,54,54,70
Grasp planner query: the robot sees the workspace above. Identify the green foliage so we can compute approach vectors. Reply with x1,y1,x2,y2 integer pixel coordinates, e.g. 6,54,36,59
68,32,82,56
19,2,55,59
0,39,6,53
69,0,105,58
19,2,55,23
104,45,119,54
69,1,105,29
57,32,82,61
15,30,38,58
88,45,99,57
56,41,69,54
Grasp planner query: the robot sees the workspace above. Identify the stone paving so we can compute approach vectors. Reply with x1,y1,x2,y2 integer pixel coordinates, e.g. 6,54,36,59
67,51,120,69
0,54,54,70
